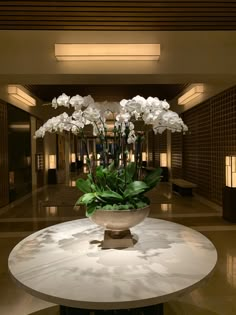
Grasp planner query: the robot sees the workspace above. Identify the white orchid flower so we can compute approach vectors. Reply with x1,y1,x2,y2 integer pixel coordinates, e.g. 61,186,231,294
120,99,128,108
129,122,135,130
83,95,94,108
57,93,70,107
35,94,188,140
34,126,45,138
83,106,100,122
153,126,166,134
160,100,170,110
116,111,131,123
127,130,137,144
69,95,84,110
52,97,57,109
72,110,83,121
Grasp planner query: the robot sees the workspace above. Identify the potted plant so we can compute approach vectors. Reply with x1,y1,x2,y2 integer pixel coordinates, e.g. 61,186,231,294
35,93,187,247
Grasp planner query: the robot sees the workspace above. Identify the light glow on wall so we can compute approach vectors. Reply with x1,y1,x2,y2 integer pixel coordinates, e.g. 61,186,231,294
55,44,161,61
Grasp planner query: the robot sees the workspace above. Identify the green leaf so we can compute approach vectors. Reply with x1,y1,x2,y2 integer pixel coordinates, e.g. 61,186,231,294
108,161,115,171
86,204,97,217
101,204,114,210
144,167,162,189
126,162,136,180
76,192,96,205
99,190,123,201
135,201,148,209
123,181,149,198
76,178,92,193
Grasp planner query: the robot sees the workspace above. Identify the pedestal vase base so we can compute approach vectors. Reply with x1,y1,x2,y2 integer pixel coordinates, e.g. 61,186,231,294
102,229,134,249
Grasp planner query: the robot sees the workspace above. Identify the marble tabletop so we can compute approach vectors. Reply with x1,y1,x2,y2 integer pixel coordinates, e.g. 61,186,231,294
8,218,217,310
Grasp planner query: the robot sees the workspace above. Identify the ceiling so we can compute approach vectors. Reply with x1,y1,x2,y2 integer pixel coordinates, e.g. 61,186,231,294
0,0,236,31
1,2,234,107
24,84,188,103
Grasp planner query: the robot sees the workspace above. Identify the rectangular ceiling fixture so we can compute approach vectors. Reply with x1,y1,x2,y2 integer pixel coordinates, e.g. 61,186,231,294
8,86,36,106
54,44,160,61
178,85,204,105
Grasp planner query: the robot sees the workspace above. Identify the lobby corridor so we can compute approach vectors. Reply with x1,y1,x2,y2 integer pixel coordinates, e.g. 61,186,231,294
0,179,236,315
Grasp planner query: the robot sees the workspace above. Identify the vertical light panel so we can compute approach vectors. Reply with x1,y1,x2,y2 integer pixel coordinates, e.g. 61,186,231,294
49,155,56,169
71,153,76,163
142,152,147,161
160,153,167,167
225,156,236,187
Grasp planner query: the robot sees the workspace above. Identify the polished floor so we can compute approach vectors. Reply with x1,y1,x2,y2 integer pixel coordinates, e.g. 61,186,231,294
0,176,236,315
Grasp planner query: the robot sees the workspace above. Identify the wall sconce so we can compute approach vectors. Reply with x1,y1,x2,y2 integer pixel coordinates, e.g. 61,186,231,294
55,44,160,61
8,86,36,106
71,153,76,163
161,204,172,212
46,206,58,217
160,153,167,167
9,123,30,131
97,153,100,160
70,180,76,187
178,85,204,105
131,154,135,162
49,155,56,169
83,166,89,174
225,156,236,187
83,155,87,164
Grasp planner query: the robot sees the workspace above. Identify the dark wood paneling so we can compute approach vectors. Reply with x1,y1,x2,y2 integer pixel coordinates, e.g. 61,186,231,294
25,84,187,104
0,1,236,31
36,119,45,187
153,131,167,167
182,85,236,205
0,101,9,207
183,103,211,198
211,88,236,204
171,132,183,178
148,130,167,167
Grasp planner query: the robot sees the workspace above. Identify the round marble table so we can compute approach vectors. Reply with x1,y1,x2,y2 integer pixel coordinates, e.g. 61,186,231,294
8,218,217,314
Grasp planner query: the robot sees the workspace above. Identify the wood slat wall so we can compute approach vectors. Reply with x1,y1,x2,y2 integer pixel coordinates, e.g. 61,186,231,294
0,1,236,31
171,132,183,179
182,85,236,205
0,101,9,207
148,130,155,166
183,102,211,199
148,130,167,167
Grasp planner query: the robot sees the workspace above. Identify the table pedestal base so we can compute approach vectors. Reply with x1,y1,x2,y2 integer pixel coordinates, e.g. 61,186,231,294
60,304,164,315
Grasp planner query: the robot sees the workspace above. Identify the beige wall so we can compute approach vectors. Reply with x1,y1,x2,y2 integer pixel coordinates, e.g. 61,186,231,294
0,31,235,84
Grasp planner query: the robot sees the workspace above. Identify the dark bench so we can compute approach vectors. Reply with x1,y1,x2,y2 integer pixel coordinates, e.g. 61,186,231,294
171,179,197,196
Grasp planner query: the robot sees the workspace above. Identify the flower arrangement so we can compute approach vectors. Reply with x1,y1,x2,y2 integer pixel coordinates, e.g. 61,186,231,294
35,93,188,216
